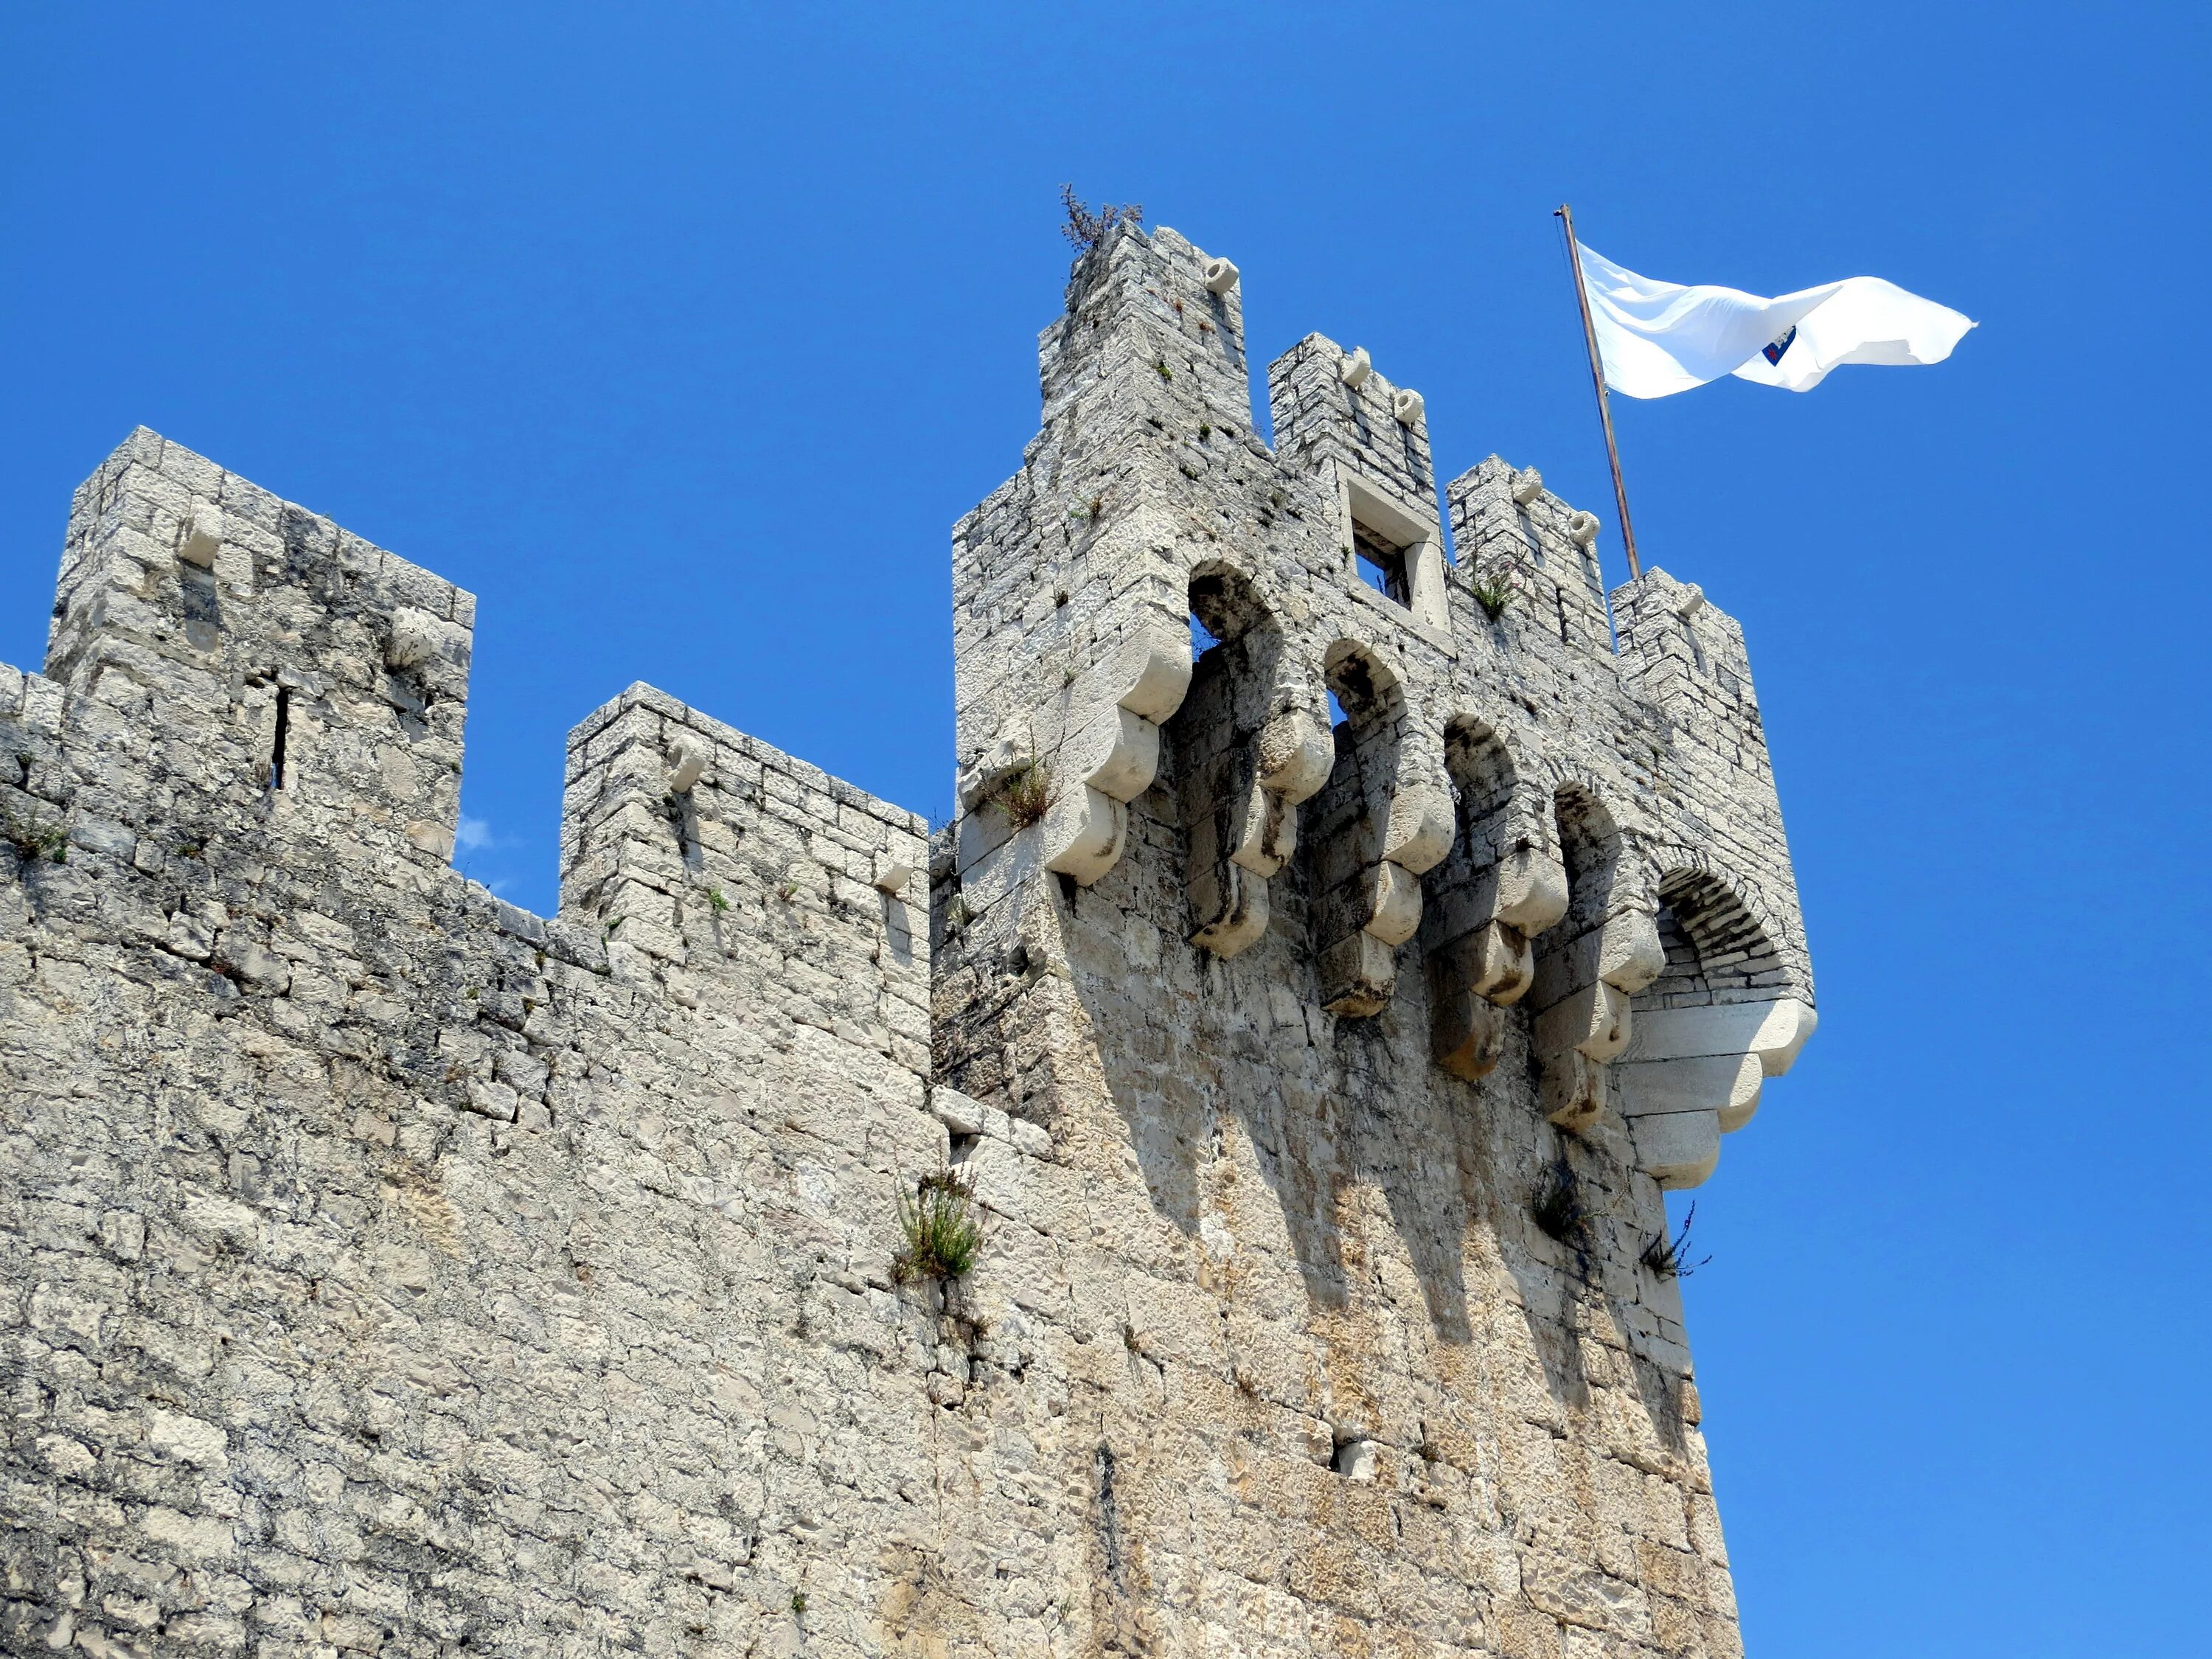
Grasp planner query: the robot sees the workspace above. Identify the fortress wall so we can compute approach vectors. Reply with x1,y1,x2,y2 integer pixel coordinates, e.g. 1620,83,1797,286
922,825,1742,1659
0,438,980,1655
1,217,1819,1659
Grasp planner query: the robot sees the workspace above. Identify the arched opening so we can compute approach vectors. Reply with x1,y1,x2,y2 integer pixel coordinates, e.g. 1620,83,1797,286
1424,714,1534,947
1321,639,1403,737
1644,868,1784,1007
1517,781,1638,1128
1615,866,1802,1173
1422,715,1539,1078
1307,640,1410,1015
1551,781,1624,936
1443,717,1517,860
1188,564,1270,665
1165,563,1289,954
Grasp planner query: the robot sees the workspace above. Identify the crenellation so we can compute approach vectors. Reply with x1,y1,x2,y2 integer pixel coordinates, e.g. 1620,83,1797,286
1448,453,1615,658
2,217,1820,1657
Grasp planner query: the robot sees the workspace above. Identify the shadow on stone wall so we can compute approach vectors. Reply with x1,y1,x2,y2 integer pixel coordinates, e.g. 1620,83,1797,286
1055,861,1693,1463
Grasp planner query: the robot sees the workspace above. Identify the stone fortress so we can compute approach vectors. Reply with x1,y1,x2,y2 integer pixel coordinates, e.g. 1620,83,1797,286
0,220,1815,1657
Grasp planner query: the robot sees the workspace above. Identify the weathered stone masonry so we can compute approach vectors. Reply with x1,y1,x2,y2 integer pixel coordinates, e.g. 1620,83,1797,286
2,221,1813,1657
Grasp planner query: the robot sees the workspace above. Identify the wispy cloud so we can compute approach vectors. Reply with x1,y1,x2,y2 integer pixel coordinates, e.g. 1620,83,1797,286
456,815,498,853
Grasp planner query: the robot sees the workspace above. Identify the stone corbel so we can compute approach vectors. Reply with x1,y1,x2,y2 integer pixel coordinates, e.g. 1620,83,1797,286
664,735,711,795
1318,738,1456,1018
1037,613,1193,886
384,607,470,695
1189,707,1334,956
385,608,446,672
1613,997,1818,1188
1528,899,1665,1131
1427,840,1571,1079
178,502,223,569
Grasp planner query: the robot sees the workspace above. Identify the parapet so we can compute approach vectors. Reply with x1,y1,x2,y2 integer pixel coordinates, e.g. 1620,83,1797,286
42,426,476,877
947,220,1815,1190
2,427,931,1079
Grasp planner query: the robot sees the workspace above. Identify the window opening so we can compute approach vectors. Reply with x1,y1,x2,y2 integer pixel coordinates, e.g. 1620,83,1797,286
1352,519,1410,607
1554,586,1571,645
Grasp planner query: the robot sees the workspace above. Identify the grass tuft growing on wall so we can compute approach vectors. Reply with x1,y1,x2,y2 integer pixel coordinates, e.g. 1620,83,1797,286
894,1170,984,1283
994,762,1051,830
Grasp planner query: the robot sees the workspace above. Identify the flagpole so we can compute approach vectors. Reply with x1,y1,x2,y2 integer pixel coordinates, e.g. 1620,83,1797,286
1554,204,1642,581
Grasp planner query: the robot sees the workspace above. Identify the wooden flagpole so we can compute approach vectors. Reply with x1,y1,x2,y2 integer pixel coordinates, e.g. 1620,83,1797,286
1555,204,1642,581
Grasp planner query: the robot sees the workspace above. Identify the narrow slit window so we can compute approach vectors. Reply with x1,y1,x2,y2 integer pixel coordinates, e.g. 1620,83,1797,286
1352,520,1410,608
268,686,291,790
1554,587,1571,645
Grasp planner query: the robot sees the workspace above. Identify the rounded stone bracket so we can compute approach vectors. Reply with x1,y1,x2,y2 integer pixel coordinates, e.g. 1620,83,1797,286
1039,610,1194,886
1189,706,1332,959
665,736,710,795
1628,1110,1723,1191
1042,786,1128,883
1430,952,1512,1080
1613,998,1819,1188
385,608,445,672
1189,856,1269,957
1256,709,1335,802
1380,781,1454,876
177,502,223,570
1362,860,1424,947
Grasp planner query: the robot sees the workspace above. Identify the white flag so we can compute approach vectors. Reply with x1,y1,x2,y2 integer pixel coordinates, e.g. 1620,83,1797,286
1576,242,1975,399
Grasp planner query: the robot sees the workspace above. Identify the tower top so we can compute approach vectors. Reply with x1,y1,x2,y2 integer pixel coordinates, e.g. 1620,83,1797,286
946,219,1815,1191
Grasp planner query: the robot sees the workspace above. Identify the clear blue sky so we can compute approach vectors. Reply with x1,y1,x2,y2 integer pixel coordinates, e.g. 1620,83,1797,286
4,6,2206,1652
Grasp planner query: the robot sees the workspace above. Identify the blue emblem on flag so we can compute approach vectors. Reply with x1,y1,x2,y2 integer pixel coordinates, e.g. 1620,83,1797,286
1762,324,1798,366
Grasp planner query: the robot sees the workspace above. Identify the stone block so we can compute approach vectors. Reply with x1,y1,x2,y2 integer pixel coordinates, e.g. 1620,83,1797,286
1535,981,1630,1065
1319,931,1397,1017
1460,919,1534,1006
1040,785,1127,886
177,502,223,569
1613,1052,1763,1132
1430,980,1507,1082
1630,1110,1723,1191
1618,998,1817,1077
1542,1049,1607,1130
1362,858,1424,947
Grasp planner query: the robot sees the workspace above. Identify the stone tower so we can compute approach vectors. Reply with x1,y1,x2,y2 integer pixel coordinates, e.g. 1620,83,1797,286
0,220,1812,1655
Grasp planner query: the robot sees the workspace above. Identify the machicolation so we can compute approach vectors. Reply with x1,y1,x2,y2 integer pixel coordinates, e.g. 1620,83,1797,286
1,219,1814,1657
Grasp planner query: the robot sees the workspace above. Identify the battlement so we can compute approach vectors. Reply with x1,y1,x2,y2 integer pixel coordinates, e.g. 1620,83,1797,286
0,220,1817,1657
